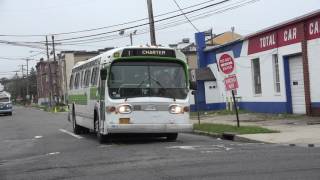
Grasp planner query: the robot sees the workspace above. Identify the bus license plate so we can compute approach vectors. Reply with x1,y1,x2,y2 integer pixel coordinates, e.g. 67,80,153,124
119,118,130,124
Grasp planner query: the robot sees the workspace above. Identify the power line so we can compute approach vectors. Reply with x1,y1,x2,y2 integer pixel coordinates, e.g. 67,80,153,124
173,0,200,32
0,0,227,46
0,0,258,49
53,0,230,42
0,0,243,45
56,0,255,44
58,0,257,45
0,0,217,37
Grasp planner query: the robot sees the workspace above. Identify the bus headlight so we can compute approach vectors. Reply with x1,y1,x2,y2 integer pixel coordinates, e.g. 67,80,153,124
117,104,132,114
169,104,184,114
6,103,12,108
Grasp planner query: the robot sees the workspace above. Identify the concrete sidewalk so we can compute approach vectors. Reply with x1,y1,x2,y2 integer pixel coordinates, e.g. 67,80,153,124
191,113,320,146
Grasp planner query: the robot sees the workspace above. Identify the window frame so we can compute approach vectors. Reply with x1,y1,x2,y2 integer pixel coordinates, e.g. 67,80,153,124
251,58,262,95
74,73,80,89
69,74,74,90
272,54,281,94
84,69,91,87
90,67,99,86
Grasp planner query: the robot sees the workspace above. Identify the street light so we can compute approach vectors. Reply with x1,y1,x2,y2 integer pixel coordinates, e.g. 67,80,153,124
130,30,137,46
119,30,137,46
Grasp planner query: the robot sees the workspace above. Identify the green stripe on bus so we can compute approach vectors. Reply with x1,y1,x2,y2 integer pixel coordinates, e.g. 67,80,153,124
68,94,87,105
90,87,99,100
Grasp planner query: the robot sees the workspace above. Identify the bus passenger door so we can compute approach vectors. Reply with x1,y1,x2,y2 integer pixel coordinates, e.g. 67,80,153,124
99,68,108,132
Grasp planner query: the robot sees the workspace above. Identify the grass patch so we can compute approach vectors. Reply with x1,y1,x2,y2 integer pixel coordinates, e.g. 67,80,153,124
190,109,249,117
194,123,278,135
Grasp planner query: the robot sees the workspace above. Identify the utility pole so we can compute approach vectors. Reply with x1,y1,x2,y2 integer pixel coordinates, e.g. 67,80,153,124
52,35,56,62
19,64,25,78
129,30,137,46
130,33,133,46
18,64,25,103
46,36,53,107
147,0,156,45
26,58,30,103
52,35,59,103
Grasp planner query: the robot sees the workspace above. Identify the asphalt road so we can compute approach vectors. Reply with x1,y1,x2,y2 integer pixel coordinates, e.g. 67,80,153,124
0,106,320,180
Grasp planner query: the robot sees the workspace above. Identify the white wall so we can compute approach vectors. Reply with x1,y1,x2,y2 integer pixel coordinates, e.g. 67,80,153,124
204,81,221,103
65,53,75,92
205,40,304,105
307,38,320,103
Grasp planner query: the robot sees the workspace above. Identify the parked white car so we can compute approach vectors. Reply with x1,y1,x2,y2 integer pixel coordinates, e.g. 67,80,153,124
0,91,13,116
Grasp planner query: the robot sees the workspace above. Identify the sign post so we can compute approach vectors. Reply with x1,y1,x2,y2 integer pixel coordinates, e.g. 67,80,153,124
216,52,240,127
190,69,200,124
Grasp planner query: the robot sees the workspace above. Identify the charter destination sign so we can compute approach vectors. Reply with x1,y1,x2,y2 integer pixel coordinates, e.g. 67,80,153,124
122,48,176,57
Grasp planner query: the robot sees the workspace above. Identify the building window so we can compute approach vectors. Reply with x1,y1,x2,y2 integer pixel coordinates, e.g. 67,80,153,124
273,54,281,93
252,58,262,95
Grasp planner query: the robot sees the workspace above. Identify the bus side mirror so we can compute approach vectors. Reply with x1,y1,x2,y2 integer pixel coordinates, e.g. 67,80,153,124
189,81,197,90
100,69,108,80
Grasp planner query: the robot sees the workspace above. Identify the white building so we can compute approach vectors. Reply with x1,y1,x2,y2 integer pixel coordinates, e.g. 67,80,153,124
193,10,320,116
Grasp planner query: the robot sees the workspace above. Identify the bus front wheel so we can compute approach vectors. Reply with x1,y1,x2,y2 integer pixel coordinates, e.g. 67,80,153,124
95,113,110,144
166,133,178,141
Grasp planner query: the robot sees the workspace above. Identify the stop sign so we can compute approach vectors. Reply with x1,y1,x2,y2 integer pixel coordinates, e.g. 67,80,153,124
218,54,235,75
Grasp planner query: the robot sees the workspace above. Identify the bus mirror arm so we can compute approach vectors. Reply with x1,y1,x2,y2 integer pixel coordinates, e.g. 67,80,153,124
189,81,197,90
100,69,108,80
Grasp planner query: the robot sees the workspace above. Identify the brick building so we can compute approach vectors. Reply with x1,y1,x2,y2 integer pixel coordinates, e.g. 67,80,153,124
36,59,59,106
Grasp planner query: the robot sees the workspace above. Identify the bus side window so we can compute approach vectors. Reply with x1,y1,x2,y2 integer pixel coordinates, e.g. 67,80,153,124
69,74,74,90
91,67,99,86
74,73,80,89
84,69,91,87
80,71,85,88
90,68,95,86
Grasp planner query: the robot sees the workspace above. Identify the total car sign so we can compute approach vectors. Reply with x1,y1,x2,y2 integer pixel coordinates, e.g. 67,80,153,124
216,51,239,91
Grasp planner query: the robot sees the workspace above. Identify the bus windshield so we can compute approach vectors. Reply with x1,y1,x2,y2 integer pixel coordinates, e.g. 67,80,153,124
0,97,9,103
108,61,188,99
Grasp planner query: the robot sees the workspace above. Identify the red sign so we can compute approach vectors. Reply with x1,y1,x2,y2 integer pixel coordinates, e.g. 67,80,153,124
278,23,303,47
224,75,239,91
248,32,277,55
307,16,320,40
247,15,320,55
218,54,235,75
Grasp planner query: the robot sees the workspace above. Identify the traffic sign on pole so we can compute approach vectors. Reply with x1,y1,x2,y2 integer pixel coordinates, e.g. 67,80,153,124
216,51,240,127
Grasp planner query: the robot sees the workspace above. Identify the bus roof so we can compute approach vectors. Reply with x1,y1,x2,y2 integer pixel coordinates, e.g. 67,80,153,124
0,91,11,98
72,46,187,71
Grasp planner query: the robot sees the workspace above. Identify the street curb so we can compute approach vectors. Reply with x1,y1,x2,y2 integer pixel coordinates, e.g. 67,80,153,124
191,130,267,143
233,135,268,143
192,130,221,139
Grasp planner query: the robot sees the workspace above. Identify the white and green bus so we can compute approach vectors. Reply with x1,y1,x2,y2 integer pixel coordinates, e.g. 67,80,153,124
68,46,193,143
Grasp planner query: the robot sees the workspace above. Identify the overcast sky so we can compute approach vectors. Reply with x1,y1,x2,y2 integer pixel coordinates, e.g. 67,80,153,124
0,0,319,78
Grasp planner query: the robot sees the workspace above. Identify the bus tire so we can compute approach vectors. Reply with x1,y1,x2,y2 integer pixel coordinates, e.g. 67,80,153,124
166,133,178,141
72,105,82,135
95,111,108,144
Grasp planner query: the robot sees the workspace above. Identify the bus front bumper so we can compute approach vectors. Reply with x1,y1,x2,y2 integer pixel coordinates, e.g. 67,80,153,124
106,123,193,133
0,109,12,114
